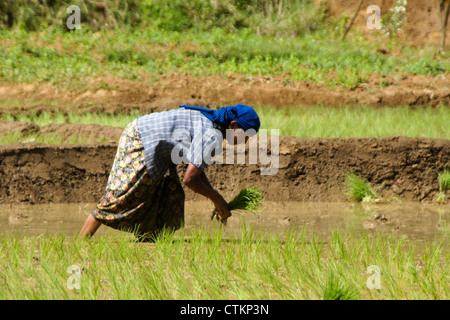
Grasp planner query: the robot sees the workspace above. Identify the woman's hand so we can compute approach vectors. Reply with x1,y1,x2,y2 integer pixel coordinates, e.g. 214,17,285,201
211,191,231,223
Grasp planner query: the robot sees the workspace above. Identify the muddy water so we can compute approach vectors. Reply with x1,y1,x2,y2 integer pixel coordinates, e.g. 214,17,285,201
0,201,448,242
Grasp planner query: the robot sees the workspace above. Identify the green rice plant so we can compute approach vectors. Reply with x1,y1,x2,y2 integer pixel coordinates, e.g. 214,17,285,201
1,105,450,147
322,272,360,300
438,168,450,194
344,173,378,202
211,188,264,223
227,188,264,212
256,105,450,139
434,168,450,203
2,105,450,140
0,226,448,299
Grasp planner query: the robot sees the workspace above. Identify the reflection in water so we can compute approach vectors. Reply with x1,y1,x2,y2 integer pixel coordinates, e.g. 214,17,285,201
0,201,448,242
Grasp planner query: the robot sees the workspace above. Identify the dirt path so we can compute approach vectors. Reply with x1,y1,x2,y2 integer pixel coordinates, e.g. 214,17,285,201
1,136,448,204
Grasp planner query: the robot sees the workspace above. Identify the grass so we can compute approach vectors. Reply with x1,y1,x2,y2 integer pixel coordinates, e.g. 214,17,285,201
322,271,360,300
0,110,141,145
0,225,448,300
344,173,379,202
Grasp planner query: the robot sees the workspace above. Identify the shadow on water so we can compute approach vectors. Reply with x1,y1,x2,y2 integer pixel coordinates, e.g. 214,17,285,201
0,201,448,243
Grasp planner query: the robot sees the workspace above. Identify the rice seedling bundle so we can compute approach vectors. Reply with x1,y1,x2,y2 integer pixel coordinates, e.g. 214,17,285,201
211,188,263,224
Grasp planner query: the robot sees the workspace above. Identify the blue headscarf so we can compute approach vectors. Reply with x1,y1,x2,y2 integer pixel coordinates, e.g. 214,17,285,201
179,104,261,132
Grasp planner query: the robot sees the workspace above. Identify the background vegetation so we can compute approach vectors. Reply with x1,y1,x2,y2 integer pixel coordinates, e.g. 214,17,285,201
0,0,323,36
0,0,448,90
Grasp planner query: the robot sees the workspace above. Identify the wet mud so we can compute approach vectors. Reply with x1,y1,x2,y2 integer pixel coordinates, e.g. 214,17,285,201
0,201,448,242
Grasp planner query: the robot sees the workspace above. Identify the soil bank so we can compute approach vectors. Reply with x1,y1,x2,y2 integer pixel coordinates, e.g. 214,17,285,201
0,136,448,204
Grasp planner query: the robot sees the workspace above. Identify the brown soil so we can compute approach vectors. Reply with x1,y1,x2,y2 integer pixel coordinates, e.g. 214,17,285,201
38,123,123,143
0,72,449,116
0,120,39,136
318,0,450,48
0,120,124,143
1,136,448,204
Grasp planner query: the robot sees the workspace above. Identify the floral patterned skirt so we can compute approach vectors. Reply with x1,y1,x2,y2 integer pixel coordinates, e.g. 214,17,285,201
91,119,185,240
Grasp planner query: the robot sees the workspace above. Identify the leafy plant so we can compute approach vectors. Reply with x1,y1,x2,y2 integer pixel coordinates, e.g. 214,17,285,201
382,0,408,39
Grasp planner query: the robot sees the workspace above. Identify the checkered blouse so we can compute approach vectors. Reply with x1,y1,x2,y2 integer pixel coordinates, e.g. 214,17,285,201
137,108,223,183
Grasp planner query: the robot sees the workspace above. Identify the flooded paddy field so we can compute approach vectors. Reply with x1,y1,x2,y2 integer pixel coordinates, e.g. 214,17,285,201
0,135,448,300
1,201,448,242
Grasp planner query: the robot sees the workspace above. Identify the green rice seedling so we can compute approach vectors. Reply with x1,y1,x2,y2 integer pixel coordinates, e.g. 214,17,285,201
255,105,450,139
344,173,378,202
434,168,450,203
438,168,450,193
322,272,360,300
211,188,263,223
2,105,450,145
0,228,448,299
227,188,264,212
330,230,348,260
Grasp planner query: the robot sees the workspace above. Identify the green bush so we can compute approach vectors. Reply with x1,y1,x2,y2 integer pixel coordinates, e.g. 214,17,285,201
0,0,143,31
142,0,325,36
0,0,325,36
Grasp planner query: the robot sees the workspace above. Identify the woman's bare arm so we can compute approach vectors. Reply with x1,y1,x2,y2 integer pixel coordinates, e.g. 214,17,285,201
183,163,230,220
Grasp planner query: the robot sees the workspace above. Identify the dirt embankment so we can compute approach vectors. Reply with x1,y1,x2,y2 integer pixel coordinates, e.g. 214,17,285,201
0,136,448,204
0,72,449,115
0,120,124,143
